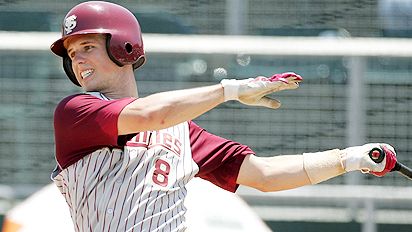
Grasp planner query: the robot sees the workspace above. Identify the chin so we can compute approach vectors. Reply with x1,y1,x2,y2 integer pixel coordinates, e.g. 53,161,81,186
81,83,95,92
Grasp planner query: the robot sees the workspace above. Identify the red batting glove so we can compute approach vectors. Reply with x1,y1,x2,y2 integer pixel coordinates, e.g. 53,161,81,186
370,145,397,177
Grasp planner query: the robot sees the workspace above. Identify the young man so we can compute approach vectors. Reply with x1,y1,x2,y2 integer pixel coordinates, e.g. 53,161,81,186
50,1,397,231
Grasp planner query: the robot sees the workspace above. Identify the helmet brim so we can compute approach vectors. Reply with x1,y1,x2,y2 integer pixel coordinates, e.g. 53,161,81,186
50,30,110,57
50,38,66,57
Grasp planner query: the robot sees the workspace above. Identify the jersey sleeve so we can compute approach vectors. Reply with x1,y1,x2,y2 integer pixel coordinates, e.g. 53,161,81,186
54,94,136,169
189,121,255,193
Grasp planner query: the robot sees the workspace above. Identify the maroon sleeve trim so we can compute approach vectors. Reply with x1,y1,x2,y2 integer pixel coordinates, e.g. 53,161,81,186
189,121,254,192
54,94,136,169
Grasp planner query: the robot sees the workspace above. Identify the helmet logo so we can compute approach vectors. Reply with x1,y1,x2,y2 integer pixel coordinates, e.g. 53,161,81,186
64,15,77,34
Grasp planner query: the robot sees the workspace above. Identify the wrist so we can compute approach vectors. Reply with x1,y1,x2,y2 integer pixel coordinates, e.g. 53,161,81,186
303,149,346,184
220,79,239,101
340,148,360,172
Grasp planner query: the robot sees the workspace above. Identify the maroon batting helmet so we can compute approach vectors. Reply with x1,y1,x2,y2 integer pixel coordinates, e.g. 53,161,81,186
50,1,145,86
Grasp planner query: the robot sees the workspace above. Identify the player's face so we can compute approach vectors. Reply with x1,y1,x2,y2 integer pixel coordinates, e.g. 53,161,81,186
64,34,128,92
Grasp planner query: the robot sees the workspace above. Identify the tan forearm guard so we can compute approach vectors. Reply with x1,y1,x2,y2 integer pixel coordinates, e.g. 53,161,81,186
303,149,346,184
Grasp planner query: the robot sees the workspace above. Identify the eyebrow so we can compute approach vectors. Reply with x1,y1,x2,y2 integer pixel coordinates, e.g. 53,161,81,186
66,40,95,55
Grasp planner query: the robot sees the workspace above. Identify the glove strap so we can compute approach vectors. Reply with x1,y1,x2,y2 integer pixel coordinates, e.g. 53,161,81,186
220,79,239,101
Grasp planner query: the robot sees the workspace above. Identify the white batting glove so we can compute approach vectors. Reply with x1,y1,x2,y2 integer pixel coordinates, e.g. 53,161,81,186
220,72,302,109
341,143,397,175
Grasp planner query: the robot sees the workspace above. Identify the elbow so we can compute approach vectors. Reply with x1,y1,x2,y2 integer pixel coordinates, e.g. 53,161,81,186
254,184,271,193
239,157,282,192
254,178,280,193
247,167,281,193
255,178,291,192
249,167,291,193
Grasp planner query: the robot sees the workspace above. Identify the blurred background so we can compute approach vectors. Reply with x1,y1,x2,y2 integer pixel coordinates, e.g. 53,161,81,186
1,0,412,231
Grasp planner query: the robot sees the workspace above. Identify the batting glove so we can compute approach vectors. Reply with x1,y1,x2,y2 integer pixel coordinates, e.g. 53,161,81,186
220,72,302,109
342,143,397,176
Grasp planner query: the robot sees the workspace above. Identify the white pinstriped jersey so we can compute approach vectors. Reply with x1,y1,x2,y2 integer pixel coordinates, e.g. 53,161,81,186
53,123,197,232
52,92,253,232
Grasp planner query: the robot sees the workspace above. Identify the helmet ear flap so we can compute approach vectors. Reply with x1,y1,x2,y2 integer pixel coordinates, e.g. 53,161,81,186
63,56,81,86
133,56,146,70
105,34,123,67
105,34,146,70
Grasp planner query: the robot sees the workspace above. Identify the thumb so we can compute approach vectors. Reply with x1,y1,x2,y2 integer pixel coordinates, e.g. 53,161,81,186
256,96,282,109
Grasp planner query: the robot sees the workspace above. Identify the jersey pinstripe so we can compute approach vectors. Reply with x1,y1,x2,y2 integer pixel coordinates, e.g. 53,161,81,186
53,122,198,232
52,92,252,232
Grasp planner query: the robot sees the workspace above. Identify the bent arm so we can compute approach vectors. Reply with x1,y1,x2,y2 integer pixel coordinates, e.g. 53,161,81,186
118,84,224,135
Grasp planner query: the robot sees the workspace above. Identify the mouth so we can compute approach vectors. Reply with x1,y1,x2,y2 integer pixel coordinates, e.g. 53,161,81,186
80,69,94,79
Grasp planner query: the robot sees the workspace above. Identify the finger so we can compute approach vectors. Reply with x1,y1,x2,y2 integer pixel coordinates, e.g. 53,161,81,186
283,72,303,81
270,72,303,83
381,143,396,154
288,82,300,89
271,77,289,84
269,76,301,85
286,76,303,83
256,96,281,109
289,73,303,81
280,81,300,90
268,81,299,91
254,78,299,96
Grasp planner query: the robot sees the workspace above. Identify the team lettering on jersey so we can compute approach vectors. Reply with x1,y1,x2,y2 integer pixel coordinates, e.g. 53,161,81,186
126,130,185,189
126,131,182,157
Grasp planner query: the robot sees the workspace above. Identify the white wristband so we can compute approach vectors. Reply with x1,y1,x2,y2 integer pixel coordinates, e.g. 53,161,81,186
303,149,346,184
220,79,239,101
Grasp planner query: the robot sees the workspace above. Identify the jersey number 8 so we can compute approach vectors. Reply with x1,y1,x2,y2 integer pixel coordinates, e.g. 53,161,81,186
152,159,171,187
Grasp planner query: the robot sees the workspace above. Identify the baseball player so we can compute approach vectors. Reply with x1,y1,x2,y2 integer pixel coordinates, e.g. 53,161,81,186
50,1,398,232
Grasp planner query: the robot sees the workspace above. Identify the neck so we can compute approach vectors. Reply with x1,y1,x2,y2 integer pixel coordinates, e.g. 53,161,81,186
108,82,138,99
101,69,139,99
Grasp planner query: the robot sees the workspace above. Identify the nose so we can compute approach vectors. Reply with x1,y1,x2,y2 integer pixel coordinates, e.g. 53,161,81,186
72,52,86,64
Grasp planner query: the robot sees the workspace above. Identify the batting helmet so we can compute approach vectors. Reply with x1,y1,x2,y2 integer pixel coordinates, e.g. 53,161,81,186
50,1,145,86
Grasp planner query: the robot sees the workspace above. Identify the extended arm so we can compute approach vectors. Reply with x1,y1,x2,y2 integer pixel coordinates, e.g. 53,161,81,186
118,72,302,135
237,143,397,192
118,84,224,134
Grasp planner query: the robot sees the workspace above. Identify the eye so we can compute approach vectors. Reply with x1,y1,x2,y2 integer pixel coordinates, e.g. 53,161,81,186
84,45,94,52
68,51,75,59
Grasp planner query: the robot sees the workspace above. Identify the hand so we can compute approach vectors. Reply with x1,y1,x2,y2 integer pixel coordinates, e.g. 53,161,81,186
370,145,397,177
220,72,302,108
342,143,397,176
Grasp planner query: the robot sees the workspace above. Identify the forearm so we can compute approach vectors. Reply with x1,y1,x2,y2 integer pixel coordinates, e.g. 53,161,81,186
238,144,394,192
237,149,346,192
237,155,312,192
118,84,224,134
261,155,313,191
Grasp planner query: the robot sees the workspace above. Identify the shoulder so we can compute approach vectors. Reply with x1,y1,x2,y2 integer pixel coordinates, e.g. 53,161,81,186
55,93,94,108
54,94,91,129
54,94,96,120
54,93,136,121
54,92,128,114
55,93,103,110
